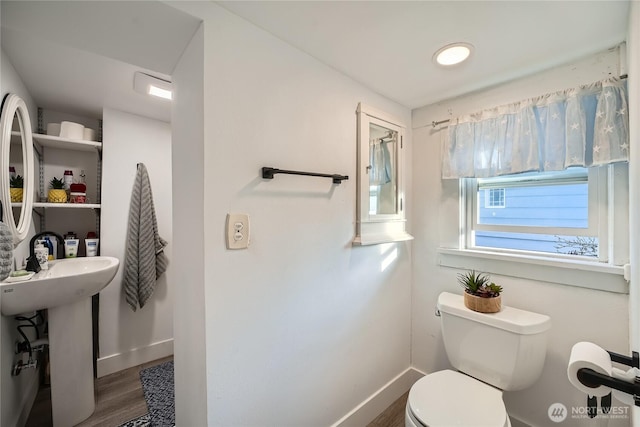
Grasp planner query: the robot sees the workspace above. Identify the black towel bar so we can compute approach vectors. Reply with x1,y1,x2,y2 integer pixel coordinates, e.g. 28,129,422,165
261,167,348,185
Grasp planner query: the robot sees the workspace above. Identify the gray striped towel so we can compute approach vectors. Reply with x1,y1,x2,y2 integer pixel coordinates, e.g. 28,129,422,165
123,163,168,311
0,221,12,281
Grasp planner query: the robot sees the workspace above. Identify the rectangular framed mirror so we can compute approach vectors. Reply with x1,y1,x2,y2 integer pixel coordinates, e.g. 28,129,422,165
353,103,413,245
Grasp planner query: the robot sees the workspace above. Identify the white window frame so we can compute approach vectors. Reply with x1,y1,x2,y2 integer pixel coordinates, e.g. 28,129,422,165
438,164,629,293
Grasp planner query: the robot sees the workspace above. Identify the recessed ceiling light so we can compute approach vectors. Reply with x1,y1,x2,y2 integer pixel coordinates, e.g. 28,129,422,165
133,72,173,101
433,43,473,66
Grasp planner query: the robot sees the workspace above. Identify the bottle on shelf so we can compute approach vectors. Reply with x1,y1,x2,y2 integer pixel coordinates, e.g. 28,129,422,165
69,184,86,203
63,232,78,258
63,170,73,191
85,231,99,257
43,236,54,261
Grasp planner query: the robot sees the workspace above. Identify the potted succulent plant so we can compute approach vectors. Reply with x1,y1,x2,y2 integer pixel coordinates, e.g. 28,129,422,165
48,177,67,203
10,174,23,202
458,270,503,313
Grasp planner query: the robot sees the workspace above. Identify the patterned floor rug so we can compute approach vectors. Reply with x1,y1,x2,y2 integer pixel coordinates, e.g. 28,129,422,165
119,361,175,427
140,361,175,426
119,413,151,427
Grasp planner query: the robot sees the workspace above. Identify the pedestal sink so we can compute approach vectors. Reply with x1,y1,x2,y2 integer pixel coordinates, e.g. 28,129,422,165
1,256,119,427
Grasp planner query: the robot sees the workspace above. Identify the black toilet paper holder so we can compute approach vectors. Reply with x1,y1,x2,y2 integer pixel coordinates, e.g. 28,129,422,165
608,350,639,369
577,350,640,407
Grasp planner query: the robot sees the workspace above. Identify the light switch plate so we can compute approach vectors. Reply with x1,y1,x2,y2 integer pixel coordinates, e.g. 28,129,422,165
226,213,250,249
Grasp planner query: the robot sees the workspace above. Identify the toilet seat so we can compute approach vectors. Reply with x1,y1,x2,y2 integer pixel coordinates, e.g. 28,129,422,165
407,370,508,427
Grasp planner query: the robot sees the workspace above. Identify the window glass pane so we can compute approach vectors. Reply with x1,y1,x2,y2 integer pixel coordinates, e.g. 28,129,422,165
475,231,598,257
473,168,596,257
478,183,588,228
478,170,588,229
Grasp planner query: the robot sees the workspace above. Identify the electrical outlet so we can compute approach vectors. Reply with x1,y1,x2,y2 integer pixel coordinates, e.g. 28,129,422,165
226,213,250,249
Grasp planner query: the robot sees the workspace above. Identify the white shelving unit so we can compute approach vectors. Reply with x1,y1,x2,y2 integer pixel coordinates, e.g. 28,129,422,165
12,131,102,152
34,133,101,152
12,202,101,209
10,127,102,232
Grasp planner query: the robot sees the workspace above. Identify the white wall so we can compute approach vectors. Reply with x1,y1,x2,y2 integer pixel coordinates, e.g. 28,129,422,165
0,48,41,427
1,48,38,267
412,50,631,427
98,108,173,376
169,2,413,426
171,23,208,426
626,3,640,424
1,49,37,126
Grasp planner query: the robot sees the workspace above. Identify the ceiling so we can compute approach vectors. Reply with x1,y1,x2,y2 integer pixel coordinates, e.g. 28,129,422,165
1,1,201,122
218,1,630,109
0,1,631,122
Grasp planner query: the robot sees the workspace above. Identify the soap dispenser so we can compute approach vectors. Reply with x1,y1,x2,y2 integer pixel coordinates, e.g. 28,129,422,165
34,241,49,270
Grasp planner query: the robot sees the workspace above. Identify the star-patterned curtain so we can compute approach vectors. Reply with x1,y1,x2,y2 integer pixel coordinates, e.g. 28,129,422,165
441,78,628,179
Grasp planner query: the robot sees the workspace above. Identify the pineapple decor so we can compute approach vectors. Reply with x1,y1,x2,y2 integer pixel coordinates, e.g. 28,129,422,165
9,174,23,202
48,177,67,203
458,270,503,313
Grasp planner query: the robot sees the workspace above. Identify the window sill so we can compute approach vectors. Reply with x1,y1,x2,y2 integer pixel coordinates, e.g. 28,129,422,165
437,248,628,294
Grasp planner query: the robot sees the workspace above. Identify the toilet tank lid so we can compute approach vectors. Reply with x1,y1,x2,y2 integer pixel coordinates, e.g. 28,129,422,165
437,292,551,335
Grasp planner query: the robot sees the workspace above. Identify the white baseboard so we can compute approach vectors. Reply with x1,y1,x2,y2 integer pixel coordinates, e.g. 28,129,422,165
97,338,174,378
331,367,425,427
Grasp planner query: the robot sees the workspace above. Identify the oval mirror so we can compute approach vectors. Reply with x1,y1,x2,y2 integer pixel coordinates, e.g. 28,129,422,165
0,94,35,246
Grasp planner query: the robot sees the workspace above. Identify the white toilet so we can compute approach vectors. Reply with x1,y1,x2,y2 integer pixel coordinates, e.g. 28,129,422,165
406,292,551,427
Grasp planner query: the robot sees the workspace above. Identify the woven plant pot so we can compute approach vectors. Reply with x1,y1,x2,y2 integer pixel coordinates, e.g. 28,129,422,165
10,188,23,202
464,291,501,313
48,189,67,203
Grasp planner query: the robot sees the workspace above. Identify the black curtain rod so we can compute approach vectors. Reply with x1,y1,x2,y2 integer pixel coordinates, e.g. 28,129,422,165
261,167,349,185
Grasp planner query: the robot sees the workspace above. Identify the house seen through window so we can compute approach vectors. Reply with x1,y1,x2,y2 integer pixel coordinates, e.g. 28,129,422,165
471,167,599,257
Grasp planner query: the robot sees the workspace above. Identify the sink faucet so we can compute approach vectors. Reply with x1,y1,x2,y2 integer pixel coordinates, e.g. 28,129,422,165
26,231,64,273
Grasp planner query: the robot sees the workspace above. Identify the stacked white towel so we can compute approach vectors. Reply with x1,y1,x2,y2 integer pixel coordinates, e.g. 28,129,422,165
123,163,168,311
0,221,13,281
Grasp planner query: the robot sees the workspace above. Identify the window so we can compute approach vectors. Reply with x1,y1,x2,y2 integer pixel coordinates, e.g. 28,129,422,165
439,77,629,291
484,188,505,208
463,165,628,264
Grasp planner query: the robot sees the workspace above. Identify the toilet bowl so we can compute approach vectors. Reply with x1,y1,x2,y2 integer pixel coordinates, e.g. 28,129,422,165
405,292,550,427
405,370,510,427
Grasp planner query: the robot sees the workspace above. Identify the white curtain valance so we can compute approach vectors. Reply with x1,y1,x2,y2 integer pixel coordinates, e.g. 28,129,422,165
442,78,629,179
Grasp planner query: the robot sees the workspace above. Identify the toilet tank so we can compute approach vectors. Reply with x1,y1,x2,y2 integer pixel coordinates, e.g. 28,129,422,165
437,292,551,391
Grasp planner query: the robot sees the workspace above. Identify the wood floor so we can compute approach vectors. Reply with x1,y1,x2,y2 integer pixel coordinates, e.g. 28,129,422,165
25,356,173,427
367,391,409,427
26,357,405,427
